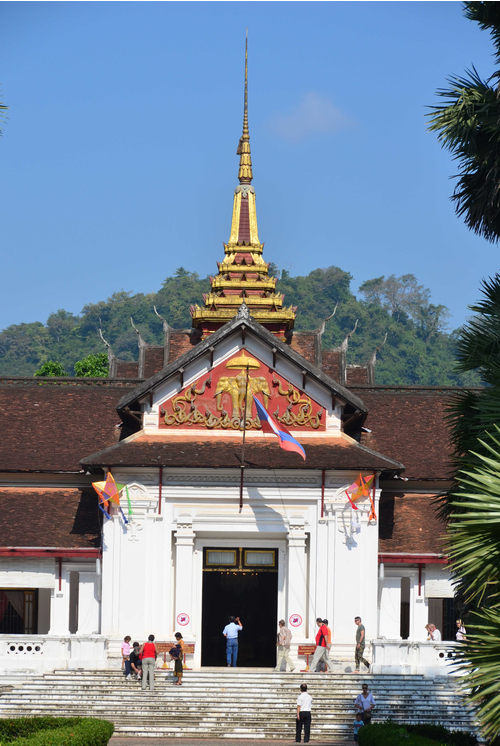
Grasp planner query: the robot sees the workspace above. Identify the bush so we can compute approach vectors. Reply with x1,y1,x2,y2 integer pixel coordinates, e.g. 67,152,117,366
407,724,478,746
358,722,478,746
74,353,108,377
34,361,67,377
0,717,114,746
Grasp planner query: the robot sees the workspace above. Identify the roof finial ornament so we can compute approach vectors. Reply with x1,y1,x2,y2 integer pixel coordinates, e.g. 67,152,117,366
236,29,253,185
237,301,250,320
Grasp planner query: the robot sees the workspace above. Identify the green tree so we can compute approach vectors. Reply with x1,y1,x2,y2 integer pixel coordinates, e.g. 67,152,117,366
34,361,67,377
428,2,500,242
74,352,109,377
443,275,500,519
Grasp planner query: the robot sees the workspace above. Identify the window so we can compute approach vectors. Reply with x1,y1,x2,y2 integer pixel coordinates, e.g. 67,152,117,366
244,551,276,568
206,550,237,567
203,548,277,572
0,590,38,634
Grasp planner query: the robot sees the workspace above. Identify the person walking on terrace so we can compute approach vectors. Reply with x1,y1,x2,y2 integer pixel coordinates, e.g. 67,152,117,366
310,617,334,673
354,616,370,673
296,683,312,743
429,623,442,641
456,619,467,641
139,634,158,691
275,619,295,672
223,615,243,667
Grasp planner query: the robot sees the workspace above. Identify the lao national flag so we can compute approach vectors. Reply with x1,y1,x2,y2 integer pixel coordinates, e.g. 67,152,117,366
253,396,306,460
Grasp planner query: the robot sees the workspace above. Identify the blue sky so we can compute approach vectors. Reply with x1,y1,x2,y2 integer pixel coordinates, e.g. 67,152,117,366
1,1,498,332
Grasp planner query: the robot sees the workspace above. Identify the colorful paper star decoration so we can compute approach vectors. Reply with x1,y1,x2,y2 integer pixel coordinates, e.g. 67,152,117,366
345,473,377,521
92,472,128,522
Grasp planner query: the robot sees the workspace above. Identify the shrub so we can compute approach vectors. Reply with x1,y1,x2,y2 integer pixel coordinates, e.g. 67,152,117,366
358,722,478,746
407,724,478,746
74,353,108,377
34,361,67,377
0,717,114,746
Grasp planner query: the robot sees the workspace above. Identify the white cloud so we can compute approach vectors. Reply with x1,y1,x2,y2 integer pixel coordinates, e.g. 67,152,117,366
268,92,352,142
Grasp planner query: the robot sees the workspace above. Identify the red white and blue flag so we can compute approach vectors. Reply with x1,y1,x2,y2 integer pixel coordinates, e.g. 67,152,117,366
253,396,306,460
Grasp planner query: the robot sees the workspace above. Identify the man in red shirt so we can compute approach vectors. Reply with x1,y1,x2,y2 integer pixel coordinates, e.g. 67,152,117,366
309,617,334,673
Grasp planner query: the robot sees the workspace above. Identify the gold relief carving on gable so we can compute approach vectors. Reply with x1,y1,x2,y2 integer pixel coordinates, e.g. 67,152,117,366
159,351,325,431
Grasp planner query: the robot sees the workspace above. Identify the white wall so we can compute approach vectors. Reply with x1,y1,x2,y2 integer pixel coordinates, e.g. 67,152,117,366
100,468,380,667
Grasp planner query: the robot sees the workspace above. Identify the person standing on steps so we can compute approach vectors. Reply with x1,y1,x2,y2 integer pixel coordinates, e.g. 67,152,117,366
310,617,334,673
122,635,132,680
275,619,295,672
223,615,243,667
173,632,184,685
322,619,333,672
139,634,158,691
296,683,312,743
353,617,370,673
354,683,376,725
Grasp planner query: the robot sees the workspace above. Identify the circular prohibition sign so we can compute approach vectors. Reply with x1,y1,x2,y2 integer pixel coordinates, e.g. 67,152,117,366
177,613,190,626
289,614,302,627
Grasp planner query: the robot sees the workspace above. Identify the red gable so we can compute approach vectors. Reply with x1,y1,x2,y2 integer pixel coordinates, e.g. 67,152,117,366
158,349,325,432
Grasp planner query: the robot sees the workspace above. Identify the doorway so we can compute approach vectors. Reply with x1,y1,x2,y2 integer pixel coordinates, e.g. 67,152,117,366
201,547,278,667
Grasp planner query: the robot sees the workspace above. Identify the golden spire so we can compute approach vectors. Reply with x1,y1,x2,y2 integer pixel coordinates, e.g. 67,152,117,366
236,30,253,184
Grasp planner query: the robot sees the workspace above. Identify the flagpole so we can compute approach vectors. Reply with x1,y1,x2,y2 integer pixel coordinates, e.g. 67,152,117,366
239,365,250,512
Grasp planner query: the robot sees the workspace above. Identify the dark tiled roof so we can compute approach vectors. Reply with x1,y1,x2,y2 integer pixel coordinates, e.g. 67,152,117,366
349,386,456,480
0,487,101,548
379,491,446,555
0,380,137,473
117,312,368,414
169,331,199,363
289,332,317,365
81,433,404,471
143,347,165,379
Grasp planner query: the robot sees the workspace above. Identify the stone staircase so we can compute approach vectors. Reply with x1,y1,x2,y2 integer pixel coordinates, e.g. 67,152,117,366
0,669,478,740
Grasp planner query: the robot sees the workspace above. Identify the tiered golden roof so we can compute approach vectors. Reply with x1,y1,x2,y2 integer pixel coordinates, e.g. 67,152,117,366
191,34,297,338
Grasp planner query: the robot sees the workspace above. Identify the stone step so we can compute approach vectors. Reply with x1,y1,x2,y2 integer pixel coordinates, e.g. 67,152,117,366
0,669,477,742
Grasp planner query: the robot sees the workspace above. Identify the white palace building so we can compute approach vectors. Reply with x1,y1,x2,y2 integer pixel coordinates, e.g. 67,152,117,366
0,55,456,678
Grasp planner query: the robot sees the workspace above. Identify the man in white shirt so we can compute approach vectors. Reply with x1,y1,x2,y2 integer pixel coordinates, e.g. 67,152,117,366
296,683,312,743
354,683,376,725
429,623,442,642
222,615,243,667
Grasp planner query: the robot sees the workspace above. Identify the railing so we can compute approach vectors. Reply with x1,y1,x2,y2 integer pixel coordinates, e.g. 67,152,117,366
371,638,458,676
0,635,107,673
6,640,44,655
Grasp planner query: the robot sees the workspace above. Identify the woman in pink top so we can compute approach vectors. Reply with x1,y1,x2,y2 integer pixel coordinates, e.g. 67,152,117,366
139,634,158,691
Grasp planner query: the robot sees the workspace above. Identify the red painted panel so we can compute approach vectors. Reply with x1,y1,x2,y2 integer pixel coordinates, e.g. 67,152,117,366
159,350,325,431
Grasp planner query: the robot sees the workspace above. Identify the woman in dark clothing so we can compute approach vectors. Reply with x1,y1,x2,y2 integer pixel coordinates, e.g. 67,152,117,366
130,642,142,680
170,632,184,685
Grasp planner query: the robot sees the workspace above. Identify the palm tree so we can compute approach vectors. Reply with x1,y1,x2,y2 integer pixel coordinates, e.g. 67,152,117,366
449,431,500,740
443,274,500,519
428,2,500,242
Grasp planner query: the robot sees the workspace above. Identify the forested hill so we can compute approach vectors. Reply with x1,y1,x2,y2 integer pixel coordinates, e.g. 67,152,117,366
0,266,480,386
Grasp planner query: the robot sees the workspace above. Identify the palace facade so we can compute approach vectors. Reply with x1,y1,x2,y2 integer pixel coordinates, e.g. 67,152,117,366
0,47,455,676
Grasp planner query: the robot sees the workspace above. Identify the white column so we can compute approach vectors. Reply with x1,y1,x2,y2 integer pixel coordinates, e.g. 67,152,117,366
174,514,195,636
77,572,100,634
287,516,308,639
49,561,70,635
380,575,402,639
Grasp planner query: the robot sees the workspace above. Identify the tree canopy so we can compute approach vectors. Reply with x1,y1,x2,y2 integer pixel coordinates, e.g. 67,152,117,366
0,265,479,386
428,1,500,242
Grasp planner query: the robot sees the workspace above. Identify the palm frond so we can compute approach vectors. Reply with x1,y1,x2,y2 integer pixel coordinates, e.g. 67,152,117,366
453,607,500,740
